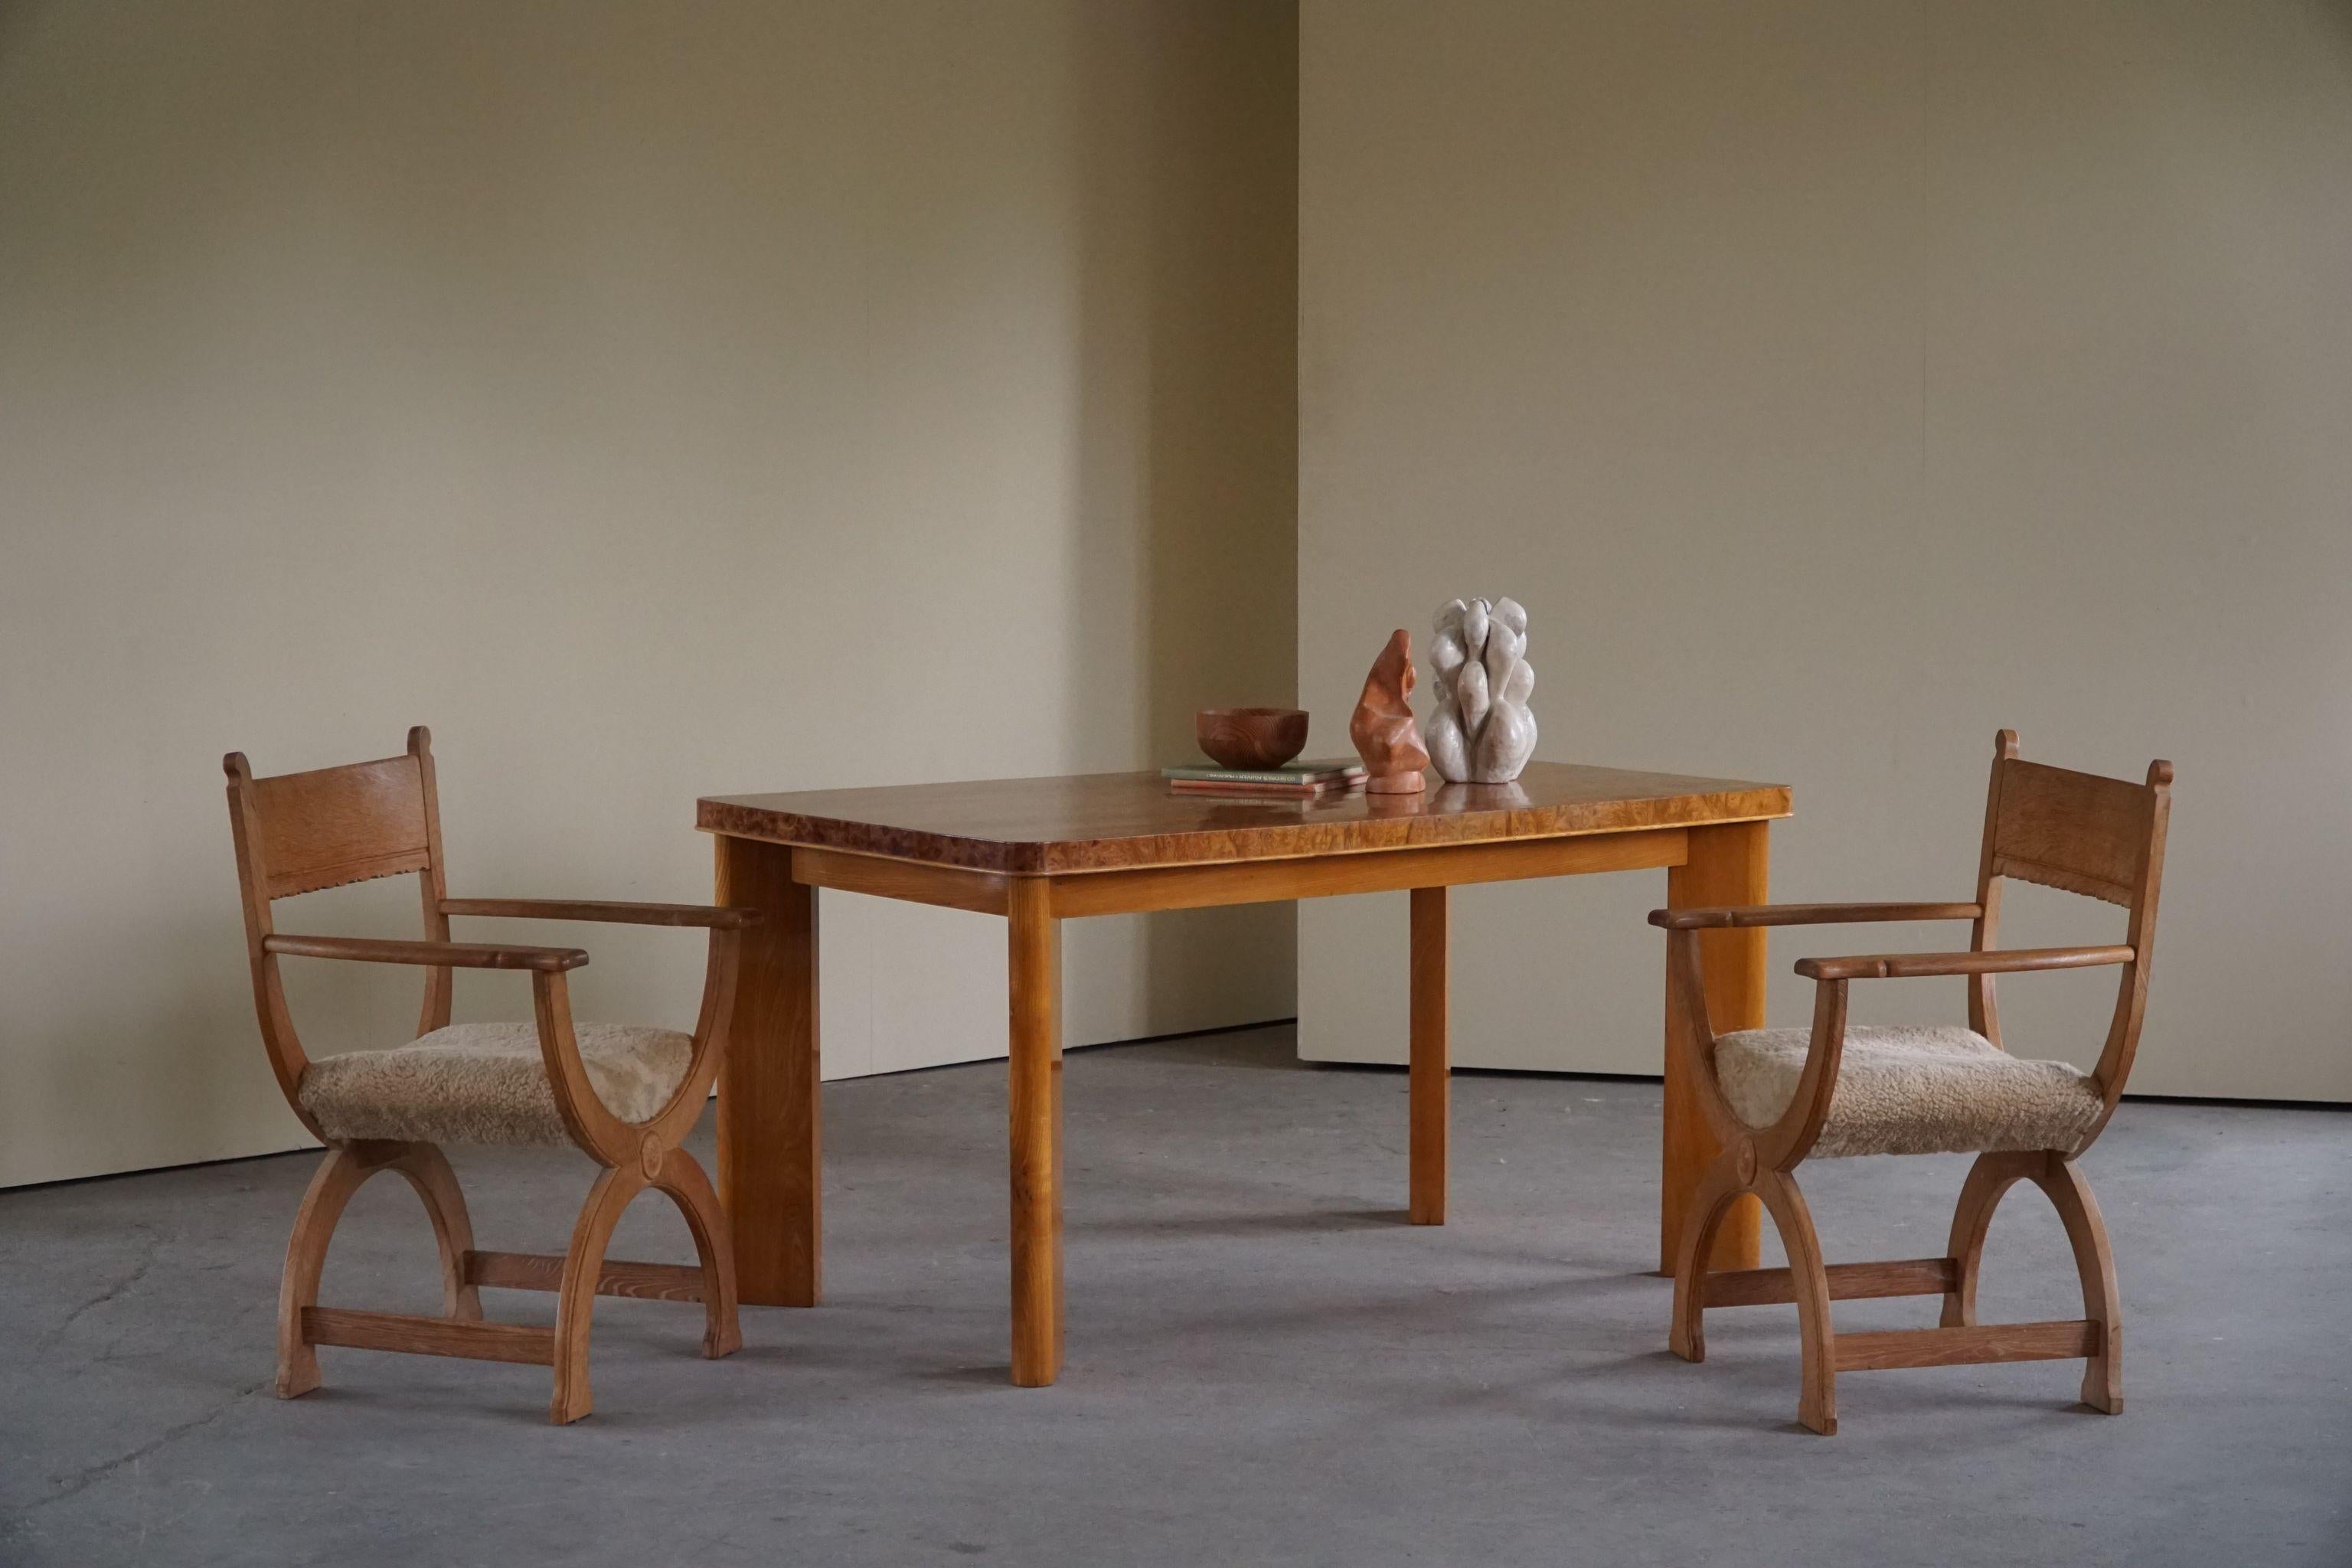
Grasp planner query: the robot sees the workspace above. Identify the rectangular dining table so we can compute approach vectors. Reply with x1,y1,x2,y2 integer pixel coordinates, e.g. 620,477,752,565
698,761,1791,1386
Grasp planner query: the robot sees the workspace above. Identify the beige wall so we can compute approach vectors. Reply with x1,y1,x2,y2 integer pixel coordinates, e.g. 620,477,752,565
1300,1,2352,1099
0,0,1299,1186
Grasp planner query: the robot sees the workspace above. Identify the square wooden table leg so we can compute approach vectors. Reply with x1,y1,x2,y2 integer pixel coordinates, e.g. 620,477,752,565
1661,820,1769,1275
1409,885,1449,1225
714,835,821,1308
1007,877,1064,1387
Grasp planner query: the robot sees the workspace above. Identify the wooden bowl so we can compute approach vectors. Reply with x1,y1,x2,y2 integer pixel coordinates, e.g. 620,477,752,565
1196,707,1309,770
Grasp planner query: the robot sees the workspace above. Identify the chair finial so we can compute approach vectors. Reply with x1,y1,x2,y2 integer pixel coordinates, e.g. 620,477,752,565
2147,759,2174,788
1994,728,2019,759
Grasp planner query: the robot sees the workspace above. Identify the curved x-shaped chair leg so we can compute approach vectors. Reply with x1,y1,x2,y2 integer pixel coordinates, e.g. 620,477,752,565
286,1140,737,1423
2043,1158,2123,1412
1669,1158,1838,1435
649,1148,742,1359
1942,1151,2122,1413
548,1148,741,1423
278,1141,480,1398
1939,1151,2037,1329
1753,1170,1837,1436
1668,1153,1743,1364
279,1148,371,1398
381,1143,481,1323
550,1165,649,1425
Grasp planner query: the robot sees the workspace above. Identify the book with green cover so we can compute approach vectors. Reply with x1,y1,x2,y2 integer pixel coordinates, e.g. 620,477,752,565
1161,758,1366,786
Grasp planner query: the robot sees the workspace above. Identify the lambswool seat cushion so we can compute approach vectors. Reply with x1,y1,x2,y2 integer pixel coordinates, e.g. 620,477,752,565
299,1021,693,1148
1713,1025,2104,1159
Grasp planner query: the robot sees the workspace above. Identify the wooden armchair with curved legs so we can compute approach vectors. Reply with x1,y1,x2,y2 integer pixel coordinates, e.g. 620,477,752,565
224,727,757,1423
1652,730,2171,1434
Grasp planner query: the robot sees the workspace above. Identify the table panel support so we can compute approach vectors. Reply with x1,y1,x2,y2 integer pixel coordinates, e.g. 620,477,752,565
714,835,821,1308
1662,821,1769,1274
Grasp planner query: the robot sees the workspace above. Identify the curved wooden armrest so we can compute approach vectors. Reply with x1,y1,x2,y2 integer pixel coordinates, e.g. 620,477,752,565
440,897,760,929
262,933,589,972
528,923,746,1166
1795,945,2134,982
1650,900,1982,931
1664,923,1856,1170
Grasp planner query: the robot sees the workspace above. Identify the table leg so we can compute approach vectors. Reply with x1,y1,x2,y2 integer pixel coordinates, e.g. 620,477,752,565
1661,821,1769,1275
1007,877,1063,1387
714,835,821,1308
1409,885,1449,1225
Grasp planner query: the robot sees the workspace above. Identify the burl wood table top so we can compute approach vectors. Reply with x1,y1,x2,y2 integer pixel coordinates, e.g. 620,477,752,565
698,762,1790,875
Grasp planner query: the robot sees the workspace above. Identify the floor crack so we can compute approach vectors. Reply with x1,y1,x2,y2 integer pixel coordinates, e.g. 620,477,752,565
6,1376,270,1522
40,1225,165,1350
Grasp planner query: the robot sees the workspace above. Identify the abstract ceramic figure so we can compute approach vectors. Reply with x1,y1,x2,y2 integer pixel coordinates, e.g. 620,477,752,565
1349,629,1430,793
1426,596,1537,783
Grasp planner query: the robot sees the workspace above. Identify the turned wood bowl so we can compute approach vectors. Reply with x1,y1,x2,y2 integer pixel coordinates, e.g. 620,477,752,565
1195,707,1309,770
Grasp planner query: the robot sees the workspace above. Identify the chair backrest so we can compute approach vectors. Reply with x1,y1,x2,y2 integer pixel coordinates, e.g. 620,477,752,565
1968,729,2172,1107
238,751,436,900
224,728,456,1104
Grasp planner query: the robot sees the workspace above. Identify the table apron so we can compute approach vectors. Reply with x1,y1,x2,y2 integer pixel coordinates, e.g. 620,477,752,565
789,845,1011,913
1047,828,1688,916
776,828,1694,920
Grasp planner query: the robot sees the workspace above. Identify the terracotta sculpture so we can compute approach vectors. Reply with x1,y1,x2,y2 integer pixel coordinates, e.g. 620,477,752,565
1350,629,1430,793
1426,596,1537,784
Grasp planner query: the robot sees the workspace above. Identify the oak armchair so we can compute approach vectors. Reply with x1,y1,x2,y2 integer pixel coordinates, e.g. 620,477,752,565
1652,730,2171,1434
225,727,756,1423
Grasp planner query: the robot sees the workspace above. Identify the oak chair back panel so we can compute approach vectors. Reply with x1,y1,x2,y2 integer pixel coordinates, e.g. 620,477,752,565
226,728,456,1083
250,754,435,899
1962,730,2171,1122
1987,758,2151,908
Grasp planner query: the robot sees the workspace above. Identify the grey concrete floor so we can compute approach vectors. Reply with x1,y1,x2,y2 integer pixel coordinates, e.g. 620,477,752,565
4,1024,2347,1567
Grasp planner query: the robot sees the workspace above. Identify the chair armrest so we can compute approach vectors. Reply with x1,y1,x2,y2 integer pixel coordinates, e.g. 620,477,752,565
262,933,590,972
1648,900,1983,931
439,897,761,929
1794,945,2134,982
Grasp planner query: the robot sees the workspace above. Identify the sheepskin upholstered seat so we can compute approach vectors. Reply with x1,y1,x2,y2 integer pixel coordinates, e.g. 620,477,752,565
299,1021,693,1148
1713,1025,2104,1159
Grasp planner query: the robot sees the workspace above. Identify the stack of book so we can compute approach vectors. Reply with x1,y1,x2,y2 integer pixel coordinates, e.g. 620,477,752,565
1163,759,1367,799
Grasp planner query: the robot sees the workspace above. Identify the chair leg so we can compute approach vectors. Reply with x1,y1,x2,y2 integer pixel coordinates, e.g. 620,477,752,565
550,1165,647,1425
383,1143,482,1322
1939,1151,2037,1329
279,1140,493,1397
1753,1170,1837,1436
278,1146,377,1398
1668,1153,1743,1364
1938,1149,2121,1413
2039,1156,2124,1414
651,1147,742,1359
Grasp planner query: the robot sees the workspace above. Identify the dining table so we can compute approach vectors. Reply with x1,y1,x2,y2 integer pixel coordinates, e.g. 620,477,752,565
697,761,1791,1386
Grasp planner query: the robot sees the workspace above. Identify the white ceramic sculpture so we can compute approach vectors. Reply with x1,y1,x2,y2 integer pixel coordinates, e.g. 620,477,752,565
1425,596,1537,783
